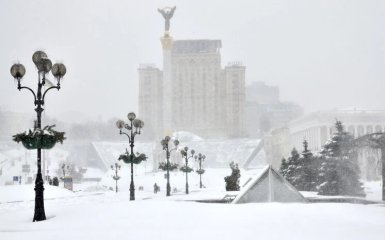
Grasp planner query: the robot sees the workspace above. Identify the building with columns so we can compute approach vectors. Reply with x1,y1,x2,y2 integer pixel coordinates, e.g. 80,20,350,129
138,34,245,139
265,109,385,172
287,109,385,152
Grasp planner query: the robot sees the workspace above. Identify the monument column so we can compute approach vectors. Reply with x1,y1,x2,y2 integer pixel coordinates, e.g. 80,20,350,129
158,6,176,136
161,35,173,135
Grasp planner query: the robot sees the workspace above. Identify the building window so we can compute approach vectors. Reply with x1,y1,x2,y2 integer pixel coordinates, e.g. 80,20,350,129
347,126,355,137
366,125,373,134
357,126,364,137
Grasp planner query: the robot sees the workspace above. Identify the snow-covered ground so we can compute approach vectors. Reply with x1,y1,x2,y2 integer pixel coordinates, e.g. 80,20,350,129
0,187,385,240
0,167,385,240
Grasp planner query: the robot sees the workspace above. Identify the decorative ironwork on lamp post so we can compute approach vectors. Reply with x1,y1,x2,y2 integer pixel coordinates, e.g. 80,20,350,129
160,136,179,196
180,146,195,194
10,51,66,222
194,153,206,188
111,163,121,193
116,112,144,201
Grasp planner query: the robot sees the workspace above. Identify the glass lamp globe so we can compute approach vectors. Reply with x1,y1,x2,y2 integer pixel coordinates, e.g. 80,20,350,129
10,64,26,79
36,57,52,73
116,120,125,129
127,112,136,121
52,63,67,79
32,51,48,65
133,119,141,128
139,120,144,128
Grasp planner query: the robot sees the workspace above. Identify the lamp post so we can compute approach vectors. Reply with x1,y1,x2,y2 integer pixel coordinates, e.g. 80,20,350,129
116,112,144,200
180,147,195,194
111,163,121,193
160,136,179,196
194,153,206,188
62,163,70,178
10,51,66,222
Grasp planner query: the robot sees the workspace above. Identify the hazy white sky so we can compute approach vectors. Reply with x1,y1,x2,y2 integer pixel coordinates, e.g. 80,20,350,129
0,0,384,122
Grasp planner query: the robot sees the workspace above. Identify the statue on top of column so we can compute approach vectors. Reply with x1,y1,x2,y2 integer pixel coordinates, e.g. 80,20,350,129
158,6,176,33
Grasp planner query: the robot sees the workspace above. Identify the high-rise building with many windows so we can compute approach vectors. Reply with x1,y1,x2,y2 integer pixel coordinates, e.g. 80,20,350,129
138,37,245,139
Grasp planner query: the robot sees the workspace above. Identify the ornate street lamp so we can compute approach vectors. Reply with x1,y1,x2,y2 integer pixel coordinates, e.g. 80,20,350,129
62,163,70,178
111,163,121,193
194,153,206,188
10,51,66,222
159,136,179,196
180,147,195,194
116,112,144,200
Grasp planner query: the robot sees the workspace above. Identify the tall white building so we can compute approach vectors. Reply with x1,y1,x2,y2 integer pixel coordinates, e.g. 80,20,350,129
139,36,245,139
138,64,163,138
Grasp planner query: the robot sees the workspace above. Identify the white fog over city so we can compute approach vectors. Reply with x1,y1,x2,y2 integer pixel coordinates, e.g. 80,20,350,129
0,1,384,240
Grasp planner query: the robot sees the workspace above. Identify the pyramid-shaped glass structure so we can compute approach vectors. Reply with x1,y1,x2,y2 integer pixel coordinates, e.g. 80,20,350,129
233,165,306,203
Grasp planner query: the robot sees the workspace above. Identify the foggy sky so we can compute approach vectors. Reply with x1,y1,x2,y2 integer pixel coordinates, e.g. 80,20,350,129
0,0,384,123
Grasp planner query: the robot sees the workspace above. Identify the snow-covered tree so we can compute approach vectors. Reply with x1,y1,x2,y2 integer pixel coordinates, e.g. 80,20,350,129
296,140,318,191
279,157,288,178
317,120,365,196
284,148,301,187
280,141,319,191
224,162,241,191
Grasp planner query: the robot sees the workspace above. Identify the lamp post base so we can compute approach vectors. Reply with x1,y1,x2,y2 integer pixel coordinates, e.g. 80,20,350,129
33,172,46,222
129,181,135,201
166,182,171,196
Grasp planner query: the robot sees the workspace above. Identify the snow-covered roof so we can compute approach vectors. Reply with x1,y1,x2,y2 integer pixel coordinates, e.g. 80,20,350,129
172,131,202,141
92,141,156,171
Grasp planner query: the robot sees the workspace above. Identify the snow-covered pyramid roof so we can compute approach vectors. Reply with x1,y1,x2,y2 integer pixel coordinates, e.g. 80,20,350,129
92,137,266,171
172,131,202,142
233,165,306,203
92,141,155,171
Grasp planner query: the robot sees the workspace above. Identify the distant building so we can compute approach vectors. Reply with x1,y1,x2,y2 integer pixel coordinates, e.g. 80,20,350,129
245,82,303,137
265,109,385,173
246,81,279,104
138,37,246,138
223,63,246,137
138,65,163,139
287,109,385,152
